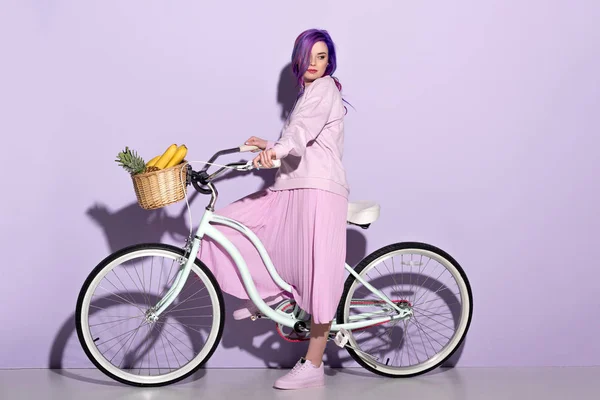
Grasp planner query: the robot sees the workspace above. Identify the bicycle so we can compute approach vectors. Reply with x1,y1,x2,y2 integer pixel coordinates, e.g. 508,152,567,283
76,145,473,387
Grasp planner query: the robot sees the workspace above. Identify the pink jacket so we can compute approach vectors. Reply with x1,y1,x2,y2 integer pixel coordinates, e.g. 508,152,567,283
267,75,350,198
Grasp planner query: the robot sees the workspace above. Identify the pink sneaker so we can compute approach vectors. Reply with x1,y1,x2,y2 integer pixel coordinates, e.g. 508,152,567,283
232,294,285,320
273,358,325,390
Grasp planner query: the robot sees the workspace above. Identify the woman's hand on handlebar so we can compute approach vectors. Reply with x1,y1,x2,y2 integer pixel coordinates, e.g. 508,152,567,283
245,136,268,152
253,148,277,169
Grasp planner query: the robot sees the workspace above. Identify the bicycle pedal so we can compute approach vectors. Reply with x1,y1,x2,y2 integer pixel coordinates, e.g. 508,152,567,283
334,328,350,348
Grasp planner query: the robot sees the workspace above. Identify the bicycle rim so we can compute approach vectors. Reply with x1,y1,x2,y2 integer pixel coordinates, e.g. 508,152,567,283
76,244,224,386
339,243,472,377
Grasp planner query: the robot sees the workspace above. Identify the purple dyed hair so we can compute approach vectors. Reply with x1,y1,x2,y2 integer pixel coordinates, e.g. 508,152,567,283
291,29,343,93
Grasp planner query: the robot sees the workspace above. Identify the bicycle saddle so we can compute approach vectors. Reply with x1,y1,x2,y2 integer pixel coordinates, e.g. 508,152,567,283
347,201,380,228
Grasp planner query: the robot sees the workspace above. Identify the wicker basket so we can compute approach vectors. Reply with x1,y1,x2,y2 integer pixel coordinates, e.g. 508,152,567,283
131,162,188,210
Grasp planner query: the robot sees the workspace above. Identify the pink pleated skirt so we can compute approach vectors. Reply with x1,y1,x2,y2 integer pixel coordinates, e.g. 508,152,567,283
198,188,348,324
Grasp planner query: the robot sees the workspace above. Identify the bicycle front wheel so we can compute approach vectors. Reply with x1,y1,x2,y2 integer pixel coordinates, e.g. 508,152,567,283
337,242,473,378
75,243,225,387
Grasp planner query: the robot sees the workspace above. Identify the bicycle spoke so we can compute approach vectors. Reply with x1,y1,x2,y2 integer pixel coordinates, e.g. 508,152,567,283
408,255,413,306
412,315,451,342
121,262,147,305
415,311,455,332
415,300,458,312
410,318,443,351
416,297,459,308
134,257,150,308
118,319,144,369
381,259,402,299
150,323,161,376
163,332,182,369
149,256,155,307
163,325,193,362
109,319,146,364
91,315,143,336
413,316,432,359
413,306,453,320
399,254,403,301
415,287,460,310
99,274,138,306
88,310,145,319
95,285,146,312
109,269,140,307
406,323,422,364
159,333,174,372
415,268,447,304
159,324,195,353
162,304,213,315
141,257,149,308
400,322,410,365
411,255,431,306
141,324,151,375
96,322,148,348
339,246,471,377
165,288,209,314
158,319,205,336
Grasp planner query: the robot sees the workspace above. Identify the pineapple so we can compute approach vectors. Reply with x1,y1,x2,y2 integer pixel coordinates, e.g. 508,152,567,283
116,146,147,175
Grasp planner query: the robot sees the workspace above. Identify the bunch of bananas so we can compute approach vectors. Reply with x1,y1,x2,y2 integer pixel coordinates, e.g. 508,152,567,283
145,144,188,173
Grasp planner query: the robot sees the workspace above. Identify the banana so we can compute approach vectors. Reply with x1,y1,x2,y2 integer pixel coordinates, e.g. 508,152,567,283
165,145,188,168
146,155,160,167
154,144,177,169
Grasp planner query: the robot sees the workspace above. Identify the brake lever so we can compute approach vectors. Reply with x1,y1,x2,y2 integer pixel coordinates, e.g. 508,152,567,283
242,159,281,170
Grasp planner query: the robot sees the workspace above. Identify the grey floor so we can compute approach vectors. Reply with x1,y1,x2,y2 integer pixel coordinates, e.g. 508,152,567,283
1,367,598,400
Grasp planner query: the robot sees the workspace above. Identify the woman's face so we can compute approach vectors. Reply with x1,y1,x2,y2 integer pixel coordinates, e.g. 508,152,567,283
303,41,329,85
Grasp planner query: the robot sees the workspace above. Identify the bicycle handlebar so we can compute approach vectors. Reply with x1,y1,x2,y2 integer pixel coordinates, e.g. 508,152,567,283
188,145,280,195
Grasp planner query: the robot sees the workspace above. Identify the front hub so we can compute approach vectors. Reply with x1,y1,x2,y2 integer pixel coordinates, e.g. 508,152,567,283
145,309,159,323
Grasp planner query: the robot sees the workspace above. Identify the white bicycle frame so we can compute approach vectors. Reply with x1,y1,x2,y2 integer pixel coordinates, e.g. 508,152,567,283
150,209,412,332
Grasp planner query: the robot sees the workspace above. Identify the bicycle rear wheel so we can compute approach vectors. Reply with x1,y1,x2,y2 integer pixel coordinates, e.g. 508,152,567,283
336,242,473,378
75,243,225,387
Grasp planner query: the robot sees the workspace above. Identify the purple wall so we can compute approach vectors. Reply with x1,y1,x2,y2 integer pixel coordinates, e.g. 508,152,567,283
1,1,599,368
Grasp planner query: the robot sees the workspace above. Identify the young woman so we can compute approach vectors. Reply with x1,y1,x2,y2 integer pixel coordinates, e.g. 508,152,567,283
199,28,349,390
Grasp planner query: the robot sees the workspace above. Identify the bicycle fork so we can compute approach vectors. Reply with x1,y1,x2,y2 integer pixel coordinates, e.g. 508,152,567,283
144,235,199,322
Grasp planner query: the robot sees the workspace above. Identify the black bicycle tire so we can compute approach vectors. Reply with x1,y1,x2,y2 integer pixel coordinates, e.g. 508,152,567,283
75,243,225,387
336,241,473,378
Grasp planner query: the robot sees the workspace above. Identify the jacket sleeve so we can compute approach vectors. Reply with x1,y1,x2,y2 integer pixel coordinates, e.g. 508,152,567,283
273,79,335,159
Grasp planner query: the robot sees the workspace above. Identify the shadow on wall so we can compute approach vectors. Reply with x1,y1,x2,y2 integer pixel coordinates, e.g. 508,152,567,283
48,222,369,375
51,237,465,378
80,62,298,251
277,62,297,121
48,62,320,373
50,62,466,378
